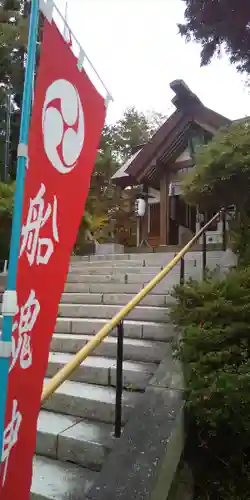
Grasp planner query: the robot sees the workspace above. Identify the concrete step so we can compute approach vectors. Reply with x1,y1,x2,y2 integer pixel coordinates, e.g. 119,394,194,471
42,378,141,424
47,352,156,390
94,250,224,259
68,261,200,273
64,282,170,294
66,272,182,285
71,254,132,262
58,303,170,323
60,292,175,306
0,317,175,342
70,260,148,268
69,252,177,263
31,249,228,499
55,317,174,341
66,272,155,284
68,265,164,275
51,334,170,363
65,269,203,286
36,410,114,471
70,253,176,263
31,455,97,499
71,250,227,266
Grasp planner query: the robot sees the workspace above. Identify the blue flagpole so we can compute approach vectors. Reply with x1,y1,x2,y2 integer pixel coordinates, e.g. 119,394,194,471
0,0,40,467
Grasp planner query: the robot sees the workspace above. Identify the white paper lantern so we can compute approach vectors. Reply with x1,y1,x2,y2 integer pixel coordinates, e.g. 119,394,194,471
169,182,175,196
135,198,146,217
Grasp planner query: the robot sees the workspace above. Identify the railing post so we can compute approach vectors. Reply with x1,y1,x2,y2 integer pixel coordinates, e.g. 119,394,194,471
114,321,124,438
180,257,185,285
222,209,226,251
202,229,207,280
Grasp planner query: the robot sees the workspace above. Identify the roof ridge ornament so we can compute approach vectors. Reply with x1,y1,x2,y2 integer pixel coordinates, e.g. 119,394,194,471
170,79,202,109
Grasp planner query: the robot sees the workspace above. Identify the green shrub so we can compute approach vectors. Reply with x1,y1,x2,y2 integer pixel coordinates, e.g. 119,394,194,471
171,267,250,499
229,216,250,266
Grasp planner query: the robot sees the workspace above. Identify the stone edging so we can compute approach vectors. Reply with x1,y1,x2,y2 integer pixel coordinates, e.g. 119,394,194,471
86,348,185,500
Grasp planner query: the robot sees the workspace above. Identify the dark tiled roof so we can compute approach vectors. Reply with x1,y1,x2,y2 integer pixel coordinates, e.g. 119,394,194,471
115,80,232,185
111,149,142,185
126,109,184,179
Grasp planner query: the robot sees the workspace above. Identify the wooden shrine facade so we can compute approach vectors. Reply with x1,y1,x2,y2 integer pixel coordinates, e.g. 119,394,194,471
112,80,231,248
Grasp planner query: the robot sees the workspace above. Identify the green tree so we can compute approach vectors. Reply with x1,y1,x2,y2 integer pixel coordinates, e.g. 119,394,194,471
181,119,250,263
0,181,14,260
84,123,137,247
181,120,250,210
178,0,250,73
86,132,118,217
110,108,165,176
0,0,26,180
0,0,41,181
108,107,165,161
0,88,7,179
85,108,165,246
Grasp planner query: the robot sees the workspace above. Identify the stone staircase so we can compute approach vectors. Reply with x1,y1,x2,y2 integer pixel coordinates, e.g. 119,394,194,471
0,250,234,498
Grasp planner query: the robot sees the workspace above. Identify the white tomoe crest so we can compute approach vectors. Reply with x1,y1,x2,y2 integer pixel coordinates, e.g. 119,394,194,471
2,399,22,485
10,290,40,372
42,79,84,174
20,183,59,266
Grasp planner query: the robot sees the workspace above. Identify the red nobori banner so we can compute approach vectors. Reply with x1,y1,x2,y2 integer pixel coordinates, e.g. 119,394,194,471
0,18,106,498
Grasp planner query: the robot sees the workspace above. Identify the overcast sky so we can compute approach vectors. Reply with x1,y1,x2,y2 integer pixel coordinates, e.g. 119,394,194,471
55,0,250,124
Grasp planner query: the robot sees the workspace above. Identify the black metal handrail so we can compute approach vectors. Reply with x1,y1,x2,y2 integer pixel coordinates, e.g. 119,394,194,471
0,260,8,274
179,210,227,285
114,212,228,437
202,229,207,280
222,210,226,251
114,321,124,438
41,211,222,406
180,257,185,285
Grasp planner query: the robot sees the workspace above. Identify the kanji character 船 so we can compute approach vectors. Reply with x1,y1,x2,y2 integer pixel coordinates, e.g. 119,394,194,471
20,183,59,266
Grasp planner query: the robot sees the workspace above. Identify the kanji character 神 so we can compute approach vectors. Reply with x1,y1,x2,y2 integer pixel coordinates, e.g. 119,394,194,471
20,183,59,266
2,399,22,485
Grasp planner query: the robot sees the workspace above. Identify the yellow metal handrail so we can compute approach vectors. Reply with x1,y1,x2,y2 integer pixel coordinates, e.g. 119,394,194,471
41,210,222,403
